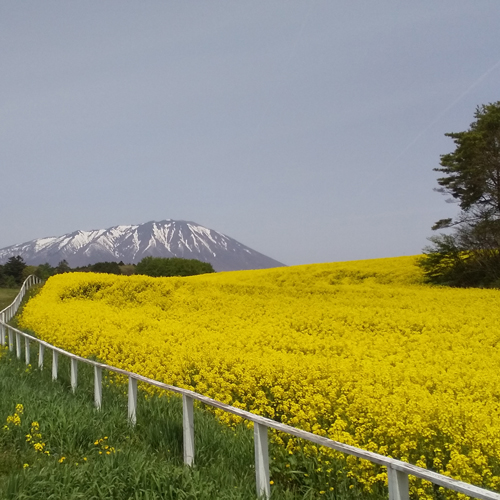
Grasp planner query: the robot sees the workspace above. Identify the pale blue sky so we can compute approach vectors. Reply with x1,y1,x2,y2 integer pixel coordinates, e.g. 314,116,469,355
1,1,499,265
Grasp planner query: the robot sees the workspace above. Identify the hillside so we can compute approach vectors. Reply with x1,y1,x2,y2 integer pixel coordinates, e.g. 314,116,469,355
18,255,500,496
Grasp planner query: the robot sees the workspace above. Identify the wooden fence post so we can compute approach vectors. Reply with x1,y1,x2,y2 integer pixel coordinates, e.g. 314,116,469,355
16,332,21,359
25,338,30,365
183,395,195,466
388,466,409,500
94,366,102,410
52,350,58,380
71,358,78,393
254,422,270,499
38,343,44,369
128,376,137,426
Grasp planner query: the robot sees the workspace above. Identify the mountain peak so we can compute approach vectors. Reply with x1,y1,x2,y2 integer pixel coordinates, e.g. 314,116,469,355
0,220,284,272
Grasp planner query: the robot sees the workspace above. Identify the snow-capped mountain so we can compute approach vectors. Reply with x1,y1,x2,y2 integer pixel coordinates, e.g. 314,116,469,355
0,220,285,272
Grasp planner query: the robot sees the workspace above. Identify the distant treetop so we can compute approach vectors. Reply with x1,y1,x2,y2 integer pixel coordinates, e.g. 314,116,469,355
135,256,215,278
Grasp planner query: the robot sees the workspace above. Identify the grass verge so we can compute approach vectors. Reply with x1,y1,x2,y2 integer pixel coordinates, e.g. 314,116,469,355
0,288,20,311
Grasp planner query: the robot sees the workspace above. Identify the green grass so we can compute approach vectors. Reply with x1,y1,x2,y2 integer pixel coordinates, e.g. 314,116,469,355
0,288,20,311
0,346,260,499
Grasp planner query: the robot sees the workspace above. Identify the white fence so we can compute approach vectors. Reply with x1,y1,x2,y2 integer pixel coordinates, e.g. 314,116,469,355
1,276,500,500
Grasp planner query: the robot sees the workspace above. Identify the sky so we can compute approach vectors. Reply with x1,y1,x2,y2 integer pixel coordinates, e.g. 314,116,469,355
1,2,500,266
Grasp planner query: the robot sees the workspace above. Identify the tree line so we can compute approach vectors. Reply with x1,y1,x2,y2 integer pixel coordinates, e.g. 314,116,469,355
0,256,215,288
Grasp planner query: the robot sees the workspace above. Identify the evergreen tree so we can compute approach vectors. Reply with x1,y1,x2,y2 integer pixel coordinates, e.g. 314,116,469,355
3,255,27,285
419,101,500,287
56,260,71,274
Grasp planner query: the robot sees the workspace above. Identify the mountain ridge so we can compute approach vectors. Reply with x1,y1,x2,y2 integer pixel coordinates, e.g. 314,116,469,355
0,220,285,272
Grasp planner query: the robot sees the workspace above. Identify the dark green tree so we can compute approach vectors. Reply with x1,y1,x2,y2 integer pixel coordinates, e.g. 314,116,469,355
0,265,14,288
90,261,122,275
419,101,500,287
135,256,215,278
3,255,27,285
55,260,71,274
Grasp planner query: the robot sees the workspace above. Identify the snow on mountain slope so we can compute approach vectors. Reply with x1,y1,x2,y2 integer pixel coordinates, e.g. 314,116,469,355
0,220,285,272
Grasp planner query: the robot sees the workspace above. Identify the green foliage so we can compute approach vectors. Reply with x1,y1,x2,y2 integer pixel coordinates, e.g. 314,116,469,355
434,102,500,221
89,262,122,275
420,101,500,287
135,256,215,278
56,260,71,274
2,256,27,286
0,272,18,289
34,263,56,281
0,260,56,288
22,266,37,281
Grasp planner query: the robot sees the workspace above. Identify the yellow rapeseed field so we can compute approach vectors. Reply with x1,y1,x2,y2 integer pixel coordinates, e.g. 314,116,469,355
18,256,500,497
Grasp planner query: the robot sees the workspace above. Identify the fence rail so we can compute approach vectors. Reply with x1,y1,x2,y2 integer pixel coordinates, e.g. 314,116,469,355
1,276,499,500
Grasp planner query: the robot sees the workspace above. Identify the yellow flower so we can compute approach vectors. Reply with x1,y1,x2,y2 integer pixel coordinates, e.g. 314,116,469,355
59,457,66,463
23,463,29,469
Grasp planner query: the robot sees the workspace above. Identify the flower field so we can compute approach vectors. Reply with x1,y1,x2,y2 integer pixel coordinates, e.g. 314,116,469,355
18,256,500,497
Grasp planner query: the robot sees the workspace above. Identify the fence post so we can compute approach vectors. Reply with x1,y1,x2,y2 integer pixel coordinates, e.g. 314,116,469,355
8,327,14,352
94,366,102,410
388,466,409,500
0,313,4,346
254,422,270,499
16,332,21,359
128,376,137,426
38,343,44,369
52,350,58,380
25,338,30,365
183,395,195,466
71,358,78,393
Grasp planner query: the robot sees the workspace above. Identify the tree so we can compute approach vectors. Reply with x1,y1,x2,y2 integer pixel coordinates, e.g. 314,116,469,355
0,265,16,288
419,101,500,287
35,263,55,281
90,261,122,275
3,255,27,285
22,265,38,281
135,256,215,278
55,260,71,274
